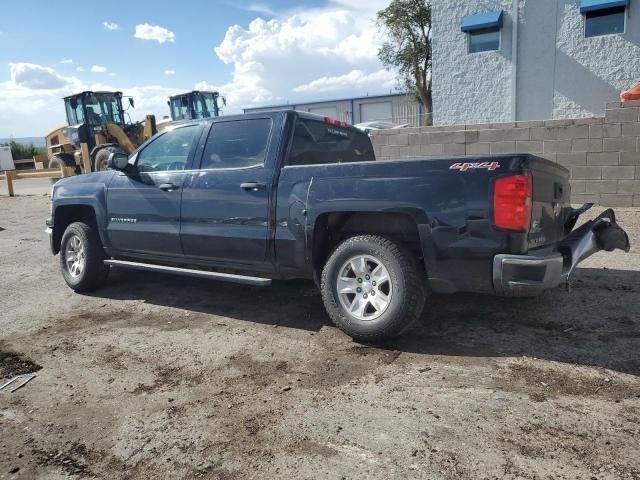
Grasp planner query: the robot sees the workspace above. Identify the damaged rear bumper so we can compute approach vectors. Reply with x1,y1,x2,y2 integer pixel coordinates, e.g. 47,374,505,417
493,208,630,295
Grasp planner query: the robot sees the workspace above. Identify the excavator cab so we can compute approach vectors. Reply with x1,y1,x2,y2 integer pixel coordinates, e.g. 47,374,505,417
168,91,224,121
46,91,156,173
62,91,127,151
64,91,126,128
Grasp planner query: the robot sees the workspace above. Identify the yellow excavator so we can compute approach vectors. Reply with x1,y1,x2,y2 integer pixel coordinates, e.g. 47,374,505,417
45,91,157,173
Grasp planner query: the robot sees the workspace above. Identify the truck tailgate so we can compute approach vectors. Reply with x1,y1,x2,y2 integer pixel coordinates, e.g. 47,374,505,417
525,157,572,249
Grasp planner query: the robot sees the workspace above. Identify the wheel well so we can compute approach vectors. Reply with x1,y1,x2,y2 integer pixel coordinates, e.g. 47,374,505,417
52,205,98,254
312,212,423,279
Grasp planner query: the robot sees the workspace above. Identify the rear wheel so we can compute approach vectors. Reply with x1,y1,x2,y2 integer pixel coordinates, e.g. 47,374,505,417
60,222,109,292
321,235,427,343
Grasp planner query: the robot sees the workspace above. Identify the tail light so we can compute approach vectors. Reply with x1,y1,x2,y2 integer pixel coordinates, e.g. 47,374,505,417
493,174,532,232
324,116,349,129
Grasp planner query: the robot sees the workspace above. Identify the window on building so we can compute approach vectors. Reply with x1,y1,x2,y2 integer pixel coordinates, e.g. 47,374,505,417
461,10,503,54
468,27,501,53
584,6,626,37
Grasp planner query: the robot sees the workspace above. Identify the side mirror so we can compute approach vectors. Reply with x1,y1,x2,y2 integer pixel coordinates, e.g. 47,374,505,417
107,152,130,171
129,98,135,109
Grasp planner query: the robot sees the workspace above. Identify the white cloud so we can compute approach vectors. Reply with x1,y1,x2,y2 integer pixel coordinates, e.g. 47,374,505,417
245,3,277,16
76,66,84,72
103,21,119,31
294,69,395,94
134,24,175,44
8,63,77,90
0,63,184,137
90,65,108,73
164,69,176,76
211,0,394,110
0,64,83,136
108,72,117,77
60,58,73,64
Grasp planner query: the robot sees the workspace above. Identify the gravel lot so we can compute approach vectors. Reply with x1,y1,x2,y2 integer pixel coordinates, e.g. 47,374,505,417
1,195,639,480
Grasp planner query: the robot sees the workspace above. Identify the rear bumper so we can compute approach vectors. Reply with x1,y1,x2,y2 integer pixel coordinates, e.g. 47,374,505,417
493,208,630,295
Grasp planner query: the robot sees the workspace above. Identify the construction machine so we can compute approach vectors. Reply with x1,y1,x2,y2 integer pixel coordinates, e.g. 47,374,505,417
168,90,225,121
44,91,157,173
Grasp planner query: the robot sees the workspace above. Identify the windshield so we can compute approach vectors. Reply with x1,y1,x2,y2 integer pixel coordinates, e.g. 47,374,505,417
84,93,124,126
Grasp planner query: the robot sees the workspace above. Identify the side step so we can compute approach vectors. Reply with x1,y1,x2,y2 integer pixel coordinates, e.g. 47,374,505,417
104,259,272,286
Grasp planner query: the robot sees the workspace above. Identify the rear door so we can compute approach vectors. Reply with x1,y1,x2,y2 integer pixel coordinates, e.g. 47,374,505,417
105,124,202,256
180,115,279,266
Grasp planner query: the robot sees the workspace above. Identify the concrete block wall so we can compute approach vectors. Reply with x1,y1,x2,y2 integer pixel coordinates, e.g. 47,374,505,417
371,101,640,207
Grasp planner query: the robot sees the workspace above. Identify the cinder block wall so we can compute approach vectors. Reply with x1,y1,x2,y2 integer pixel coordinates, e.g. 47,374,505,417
371,101,640,207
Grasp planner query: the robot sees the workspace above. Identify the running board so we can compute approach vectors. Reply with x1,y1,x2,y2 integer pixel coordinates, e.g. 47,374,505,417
104,260,272,286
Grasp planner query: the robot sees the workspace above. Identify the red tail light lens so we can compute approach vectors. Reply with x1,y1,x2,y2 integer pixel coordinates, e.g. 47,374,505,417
493,174,532,232
324,116,349,128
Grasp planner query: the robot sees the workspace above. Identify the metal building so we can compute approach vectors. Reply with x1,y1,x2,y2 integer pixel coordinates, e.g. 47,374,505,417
431,0,640,125
243,93,425,126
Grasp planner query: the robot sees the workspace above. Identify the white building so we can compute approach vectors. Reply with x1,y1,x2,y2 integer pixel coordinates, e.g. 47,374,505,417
244,93,425,126
432,0,640,125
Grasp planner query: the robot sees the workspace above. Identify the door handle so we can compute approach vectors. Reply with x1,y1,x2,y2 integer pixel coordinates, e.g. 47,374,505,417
240,182,265,191
158,183,179,192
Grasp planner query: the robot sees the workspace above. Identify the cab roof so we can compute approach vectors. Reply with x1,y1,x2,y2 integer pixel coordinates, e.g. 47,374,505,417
62,91,123,100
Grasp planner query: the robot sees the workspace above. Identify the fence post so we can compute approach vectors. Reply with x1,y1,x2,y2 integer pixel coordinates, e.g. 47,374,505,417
5,170,15,197
81,143,91,173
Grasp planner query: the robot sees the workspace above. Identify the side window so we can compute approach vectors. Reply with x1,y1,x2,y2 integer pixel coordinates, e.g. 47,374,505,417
201,118,272,170
468,27,500,53
136,125,199,173
287,119,375,166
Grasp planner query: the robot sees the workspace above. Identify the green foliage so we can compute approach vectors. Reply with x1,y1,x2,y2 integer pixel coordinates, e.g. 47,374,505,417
0,140,46,160
377,0,433,124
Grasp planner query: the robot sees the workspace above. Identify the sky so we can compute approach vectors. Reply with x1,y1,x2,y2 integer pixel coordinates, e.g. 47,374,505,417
0,0,396,138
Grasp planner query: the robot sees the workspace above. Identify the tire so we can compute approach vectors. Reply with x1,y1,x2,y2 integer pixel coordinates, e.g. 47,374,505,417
320,235,427,343
92,146,124,172
48,153,76,170
60,222,109,292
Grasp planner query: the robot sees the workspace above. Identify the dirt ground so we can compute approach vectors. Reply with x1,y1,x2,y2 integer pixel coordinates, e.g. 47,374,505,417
1,195,639,480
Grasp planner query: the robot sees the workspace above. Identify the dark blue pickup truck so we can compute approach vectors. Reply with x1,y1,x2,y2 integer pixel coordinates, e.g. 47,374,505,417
47,110,630,341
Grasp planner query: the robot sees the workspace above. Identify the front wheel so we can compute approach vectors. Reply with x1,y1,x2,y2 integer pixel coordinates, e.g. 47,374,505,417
60,222,109,292
320,235,427,343
92,146,125,172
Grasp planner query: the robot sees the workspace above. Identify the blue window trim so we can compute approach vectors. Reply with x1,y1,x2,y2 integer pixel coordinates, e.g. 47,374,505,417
461,11,504,32
580,0,629,13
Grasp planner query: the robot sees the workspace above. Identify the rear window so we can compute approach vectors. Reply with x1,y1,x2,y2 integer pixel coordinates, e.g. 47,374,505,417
286,118,375,166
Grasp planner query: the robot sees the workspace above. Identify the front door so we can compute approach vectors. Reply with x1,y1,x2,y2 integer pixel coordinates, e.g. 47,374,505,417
105,124,202,257
180,117,275,265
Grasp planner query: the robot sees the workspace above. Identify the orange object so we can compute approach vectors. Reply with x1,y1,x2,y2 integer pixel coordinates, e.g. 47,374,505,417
620,82,640,102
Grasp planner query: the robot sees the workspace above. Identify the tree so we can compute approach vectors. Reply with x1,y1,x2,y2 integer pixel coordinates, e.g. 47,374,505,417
0,140,45,160
377,0,433,126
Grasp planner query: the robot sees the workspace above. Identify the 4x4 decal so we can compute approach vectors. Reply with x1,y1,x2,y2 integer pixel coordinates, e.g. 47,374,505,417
450,161,500,172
